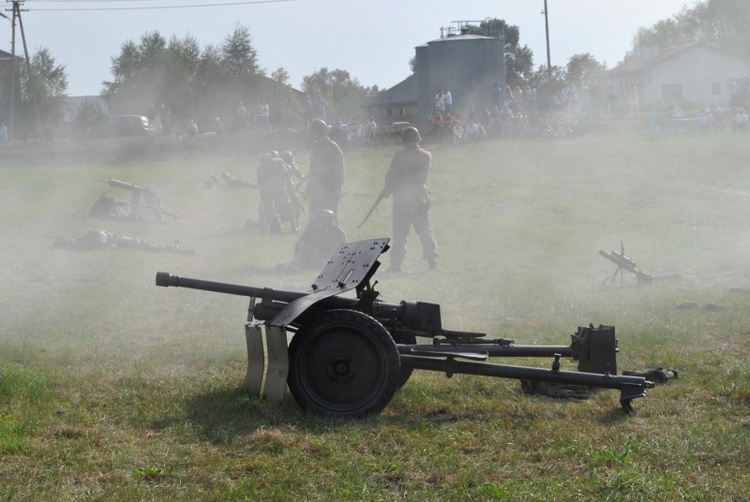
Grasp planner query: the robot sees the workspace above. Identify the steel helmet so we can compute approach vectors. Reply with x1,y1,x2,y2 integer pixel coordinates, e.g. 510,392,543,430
311,209,336,227
310,119,328,135
400,126,421,144
281,151,294,164
267,150,279,158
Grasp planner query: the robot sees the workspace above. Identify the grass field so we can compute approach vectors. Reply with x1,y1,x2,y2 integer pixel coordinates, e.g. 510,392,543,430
1,124,749,500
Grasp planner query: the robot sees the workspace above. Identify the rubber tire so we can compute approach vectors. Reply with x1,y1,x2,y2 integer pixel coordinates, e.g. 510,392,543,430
287,309,401,417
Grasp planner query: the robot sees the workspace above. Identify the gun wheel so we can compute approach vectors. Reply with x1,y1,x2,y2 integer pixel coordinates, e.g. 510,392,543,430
287,309,401,417
391,332,415,388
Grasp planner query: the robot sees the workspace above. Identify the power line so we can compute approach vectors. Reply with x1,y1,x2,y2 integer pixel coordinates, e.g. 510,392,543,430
16,0,295,12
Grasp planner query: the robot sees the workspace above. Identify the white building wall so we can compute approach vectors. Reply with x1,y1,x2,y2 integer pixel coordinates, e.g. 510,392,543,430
644,46,750,107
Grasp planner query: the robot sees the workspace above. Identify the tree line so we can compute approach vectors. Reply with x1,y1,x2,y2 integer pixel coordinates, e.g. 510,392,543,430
2,0,746,139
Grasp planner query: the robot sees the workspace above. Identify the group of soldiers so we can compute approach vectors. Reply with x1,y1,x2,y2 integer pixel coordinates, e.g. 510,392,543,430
256,150,305,233
57,119,439,273
268,118,438,274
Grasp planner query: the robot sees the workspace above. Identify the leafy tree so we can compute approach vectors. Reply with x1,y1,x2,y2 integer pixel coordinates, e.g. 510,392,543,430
302,67,372,122
271,67,289,86
193,43,224,113
269,66,304,128
68,98,107,137
103,31,169,114
630,0,749,59
474,19,535,86
565,53,607,87
220,23,262,101
102,25,269,130
18,47,68,137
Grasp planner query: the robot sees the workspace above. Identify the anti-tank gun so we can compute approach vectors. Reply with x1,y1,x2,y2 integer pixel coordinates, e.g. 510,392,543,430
155,238,655,417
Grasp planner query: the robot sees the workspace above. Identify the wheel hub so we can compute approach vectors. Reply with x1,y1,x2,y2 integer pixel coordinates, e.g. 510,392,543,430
329,356,355,382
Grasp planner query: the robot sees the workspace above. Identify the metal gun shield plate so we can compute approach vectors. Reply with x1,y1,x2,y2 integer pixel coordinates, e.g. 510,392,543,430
269,238,390,327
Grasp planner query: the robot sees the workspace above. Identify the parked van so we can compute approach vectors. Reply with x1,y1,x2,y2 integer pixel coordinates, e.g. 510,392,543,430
88,115,152,137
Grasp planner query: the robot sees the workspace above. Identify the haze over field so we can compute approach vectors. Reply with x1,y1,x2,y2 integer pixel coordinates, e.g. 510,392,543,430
2,127,750,346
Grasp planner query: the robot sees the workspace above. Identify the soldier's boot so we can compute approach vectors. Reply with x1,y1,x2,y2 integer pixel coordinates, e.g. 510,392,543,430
384,263,402,274
268,216,282,234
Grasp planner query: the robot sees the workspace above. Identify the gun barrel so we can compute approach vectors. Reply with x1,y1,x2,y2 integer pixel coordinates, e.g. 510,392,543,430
155,272,443,334
103,178,143,191
155,272,305,303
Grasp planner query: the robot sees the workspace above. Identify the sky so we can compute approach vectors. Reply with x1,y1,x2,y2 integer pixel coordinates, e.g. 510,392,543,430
4,0,699,96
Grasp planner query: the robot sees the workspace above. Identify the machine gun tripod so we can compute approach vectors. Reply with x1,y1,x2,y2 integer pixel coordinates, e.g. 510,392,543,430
89,178,177,223
599,241,653,287
156,239,656,417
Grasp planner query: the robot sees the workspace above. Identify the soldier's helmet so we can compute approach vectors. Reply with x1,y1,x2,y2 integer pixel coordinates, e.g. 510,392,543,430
310,119,328,135
311,209,336,227
400,126,422,144
281,151,294,164
267,150,280,158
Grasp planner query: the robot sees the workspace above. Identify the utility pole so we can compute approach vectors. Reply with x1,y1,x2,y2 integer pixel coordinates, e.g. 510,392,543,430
543,0,552,84
6,0,43,139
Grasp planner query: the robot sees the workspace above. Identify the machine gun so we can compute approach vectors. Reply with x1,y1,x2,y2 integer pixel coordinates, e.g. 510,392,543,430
102,178,160,206
156,238,655,417
99,178,177,221
599,241,653,287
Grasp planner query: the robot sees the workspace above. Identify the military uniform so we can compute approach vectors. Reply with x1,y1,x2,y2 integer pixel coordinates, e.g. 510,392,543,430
257,155,298,233
277,210,346,273
381,129,438,271
306,124,344,220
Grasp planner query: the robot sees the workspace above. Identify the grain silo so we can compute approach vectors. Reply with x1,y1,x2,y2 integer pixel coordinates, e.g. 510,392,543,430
415,25,506,122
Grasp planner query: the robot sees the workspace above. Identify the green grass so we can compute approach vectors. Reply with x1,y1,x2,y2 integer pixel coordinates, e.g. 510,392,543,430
1,126,749,500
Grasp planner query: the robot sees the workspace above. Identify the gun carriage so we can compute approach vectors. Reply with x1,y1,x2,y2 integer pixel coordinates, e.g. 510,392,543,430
156,238,654,417
89,178,176,223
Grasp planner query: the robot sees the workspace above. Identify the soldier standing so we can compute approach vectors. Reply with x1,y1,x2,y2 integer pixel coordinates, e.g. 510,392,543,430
257,152,299,233
305,119,344,222
379,126,438,272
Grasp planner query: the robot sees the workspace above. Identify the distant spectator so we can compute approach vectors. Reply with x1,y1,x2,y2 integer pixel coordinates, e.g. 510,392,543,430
732,108,748,134
236,101,248,129
443,88,453,112
669,102,684,132
452,120,463,145
0,122,7,142
697,108,714,135
365,117,378,142
159,104,172,136
629,84,640,114
492,82,504,109
214,117,225,135
465,120,480,142
186,119,198,137
259,101,271,131
649,99,668,139
302,94,313,127
313,94,328,121
434,89,445,111
526,85,537,115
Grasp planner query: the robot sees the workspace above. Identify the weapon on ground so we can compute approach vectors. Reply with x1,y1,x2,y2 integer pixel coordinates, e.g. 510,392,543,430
100,178,177,220
358,192,386,228
599,241,653,287
102,178,157,205
285,176,305,218
156,238,657,418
